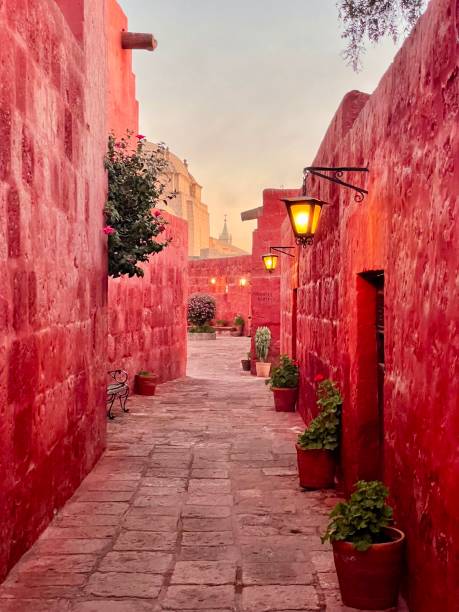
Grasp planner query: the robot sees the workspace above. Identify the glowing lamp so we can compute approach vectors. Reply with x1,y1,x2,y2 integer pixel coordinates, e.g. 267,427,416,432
239,278,247,287
210,277,217,285
262,253,279,273
282,196,325,246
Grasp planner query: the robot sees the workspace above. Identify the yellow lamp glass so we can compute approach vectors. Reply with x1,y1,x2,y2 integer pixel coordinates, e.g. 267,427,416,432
210,277,217,285
282,196,326,244
262,253,279,273
239,278,247,287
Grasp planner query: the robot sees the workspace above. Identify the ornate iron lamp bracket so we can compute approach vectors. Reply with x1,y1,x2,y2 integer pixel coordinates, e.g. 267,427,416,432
270,246,295,258
304,166,369,202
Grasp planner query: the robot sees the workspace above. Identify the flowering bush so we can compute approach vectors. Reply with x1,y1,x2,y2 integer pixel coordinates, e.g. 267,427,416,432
297,377,342,450
266,355,299,389
104,132,175,278
188,294,216,327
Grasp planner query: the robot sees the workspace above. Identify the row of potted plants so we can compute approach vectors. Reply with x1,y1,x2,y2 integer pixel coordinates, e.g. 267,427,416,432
247,338,405,610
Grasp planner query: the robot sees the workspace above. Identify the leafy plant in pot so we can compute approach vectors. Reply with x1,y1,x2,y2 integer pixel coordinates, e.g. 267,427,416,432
241,352,251,372
266,355,299,412
234,314,245,336
135,370,158,396
322,480,405,610
296,375,342,489
187,294,217,339
254,326,271,377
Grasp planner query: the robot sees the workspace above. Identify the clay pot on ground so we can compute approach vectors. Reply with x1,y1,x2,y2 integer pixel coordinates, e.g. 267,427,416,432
241,359,251,371
272,387,298,412
332,527,405,610
295,445,336,489
255,362,271,377
135,372,158,396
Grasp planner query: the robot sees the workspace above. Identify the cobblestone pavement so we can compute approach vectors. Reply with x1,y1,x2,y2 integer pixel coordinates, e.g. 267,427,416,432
1,337,384,611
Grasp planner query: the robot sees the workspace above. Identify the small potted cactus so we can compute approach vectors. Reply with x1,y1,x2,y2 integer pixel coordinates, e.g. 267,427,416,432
254,326,271,377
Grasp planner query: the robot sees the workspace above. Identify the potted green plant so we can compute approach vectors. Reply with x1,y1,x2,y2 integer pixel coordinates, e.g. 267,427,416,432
135,371,158,396
234,314,245,336
254,326,271,377
266,355,299,412
187,294,217,340
296,375,342,488
241,352,252,371
322,480,405,610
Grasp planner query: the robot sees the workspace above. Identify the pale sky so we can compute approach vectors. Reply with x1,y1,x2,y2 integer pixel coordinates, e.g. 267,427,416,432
118,0,411,251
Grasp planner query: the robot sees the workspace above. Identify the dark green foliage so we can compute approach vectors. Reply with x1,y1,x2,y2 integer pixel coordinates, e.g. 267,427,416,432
104,132,175,278
322,480,394,551
234,315,245,326
297,379,342,450
338,0,425,70
266,355,299,389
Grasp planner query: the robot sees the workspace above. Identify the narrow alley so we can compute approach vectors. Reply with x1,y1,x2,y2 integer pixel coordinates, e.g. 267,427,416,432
0,338,345,612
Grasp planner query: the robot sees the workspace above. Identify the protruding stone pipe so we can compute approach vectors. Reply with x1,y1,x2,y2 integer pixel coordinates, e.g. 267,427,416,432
121,32,157,51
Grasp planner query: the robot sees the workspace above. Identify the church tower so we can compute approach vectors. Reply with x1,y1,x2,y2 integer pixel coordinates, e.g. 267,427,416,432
218,215,232,245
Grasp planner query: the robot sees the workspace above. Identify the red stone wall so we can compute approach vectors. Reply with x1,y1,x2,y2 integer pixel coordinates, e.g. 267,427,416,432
0,0,108,579
108,212,188,384
281,1,458,609
250,189,299,367
106,0,139,135
188,256,252,329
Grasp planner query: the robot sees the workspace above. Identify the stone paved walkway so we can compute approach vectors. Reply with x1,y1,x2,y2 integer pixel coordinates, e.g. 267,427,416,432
1,337,357,611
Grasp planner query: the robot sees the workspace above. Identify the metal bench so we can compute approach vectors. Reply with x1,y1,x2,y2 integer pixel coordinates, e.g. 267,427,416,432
107,370,129,419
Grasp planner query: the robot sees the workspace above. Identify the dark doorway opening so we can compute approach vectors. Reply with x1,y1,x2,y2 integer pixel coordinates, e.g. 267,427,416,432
356,270,385,480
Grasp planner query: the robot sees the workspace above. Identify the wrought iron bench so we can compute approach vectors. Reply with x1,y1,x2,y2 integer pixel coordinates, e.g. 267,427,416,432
107,370,129,419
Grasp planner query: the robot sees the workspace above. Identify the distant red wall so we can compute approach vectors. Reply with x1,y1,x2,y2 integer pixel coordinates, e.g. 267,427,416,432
188,256,252,329
281,0,458,609
250,189,299,366
108,212,188,384
0,0,108,579
106,0,139,135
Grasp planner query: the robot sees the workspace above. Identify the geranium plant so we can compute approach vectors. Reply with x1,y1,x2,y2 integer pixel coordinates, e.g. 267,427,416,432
322,480,394,551
104,132,175,278
188,294,216,329
266,355,299,389
297,376,342,450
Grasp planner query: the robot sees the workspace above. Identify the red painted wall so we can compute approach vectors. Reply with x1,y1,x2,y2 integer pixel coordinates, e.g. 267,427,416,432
250,189,299,367
188,256,252,329
281,1,458,609
0,0,108,579
106,0,139,135
108,212,188,384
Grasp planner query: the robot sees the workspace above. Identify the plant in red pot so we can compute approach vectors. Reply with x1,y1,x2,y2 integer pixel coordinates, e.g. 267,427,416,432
266,355,299,412
322,480,405,610
296,376,341,489
135,371,157,396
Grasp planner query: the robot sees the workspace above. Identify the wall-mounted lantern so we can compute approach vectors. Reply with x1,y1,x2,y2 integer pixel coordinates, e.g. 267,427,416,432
239,278,247,287
262,253,279,273
210,277,217,285
284,166,369,246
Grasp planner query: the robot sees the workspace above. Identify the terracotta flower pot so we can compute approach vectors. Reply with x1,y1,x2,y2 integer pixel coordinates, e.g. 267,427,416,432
272,387,298,412
135,373,157,396
332,527,405,610
295,445,335,489
255,362,271,377
241,359,251,371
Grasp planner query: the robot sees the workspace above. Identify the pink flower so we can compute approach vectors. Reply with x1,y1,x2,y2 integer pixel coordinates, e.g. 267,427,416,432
103,226,116,235
154,210,162,217
115,142,122,148
136,134,145,140
314,373,325,382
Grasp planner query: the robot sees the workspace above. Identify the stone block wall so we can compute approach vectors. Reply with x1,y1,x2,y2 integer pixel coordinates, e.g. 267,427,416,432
281,0,458,608
0,0,108,579
108,212,188,384
188,256,252,329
